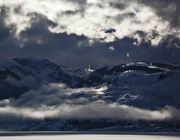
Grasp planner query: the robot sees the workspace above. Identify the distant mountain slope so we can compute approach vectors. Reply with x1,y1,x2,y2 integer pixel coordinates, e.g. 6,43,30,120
0,57,82,99
76,61,180,87
0,59,35,99
0,57,180,109
13,56,81,85
0,57,180,131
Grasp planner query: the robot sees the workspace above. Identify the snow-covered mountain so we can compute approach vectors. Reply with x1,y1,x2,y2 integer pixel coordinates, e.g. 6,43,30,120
0,57,180,131
13,56,82,85
0,57,82,99
99,70,180,109
72,61,180,109
76,61,180,87
0,59,35,99
0,57,180,103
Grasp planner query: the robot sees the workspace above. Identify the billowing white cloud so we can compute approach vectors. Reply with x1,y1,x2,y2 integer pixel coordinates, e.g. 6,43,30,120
0,83,179,121
0,0,179,46
0,102,180,120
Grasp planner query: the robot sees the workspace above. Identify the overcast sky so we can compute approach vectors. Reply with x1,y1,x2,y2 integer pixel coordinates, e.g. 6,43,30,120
0,0,180,68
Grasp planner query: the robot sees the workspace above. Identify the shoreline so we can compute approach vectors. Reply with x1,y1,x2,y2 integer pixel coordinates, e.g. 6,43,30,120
0,131,180,136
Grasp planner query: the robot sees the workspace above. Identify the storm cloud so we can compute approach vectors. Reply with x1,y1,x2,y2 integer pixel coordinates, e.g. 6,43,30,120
0,0,179,44
141,0,180,29
0,0,180,68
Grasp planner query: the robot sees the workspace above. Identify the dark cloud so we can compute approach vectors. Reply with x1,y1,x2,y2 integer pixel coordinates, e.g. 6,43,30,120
108,1,127,10
0,1,180,68
104,28,116,34
0,21,9,42
0,15,180,68
0,7,10,42
141,0,180,28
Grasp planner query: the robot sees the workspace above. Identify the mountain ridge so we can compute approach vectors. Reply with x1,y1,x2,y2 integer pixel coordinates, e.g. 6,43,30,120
0,56,180,107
